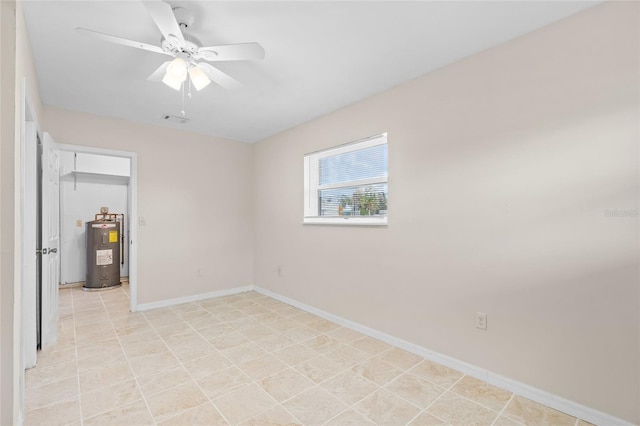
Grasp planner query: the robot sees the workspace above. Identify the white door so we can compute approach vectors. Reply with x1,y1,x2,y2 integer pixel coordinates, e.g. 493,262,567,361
22,121,38,367
41,132,60,349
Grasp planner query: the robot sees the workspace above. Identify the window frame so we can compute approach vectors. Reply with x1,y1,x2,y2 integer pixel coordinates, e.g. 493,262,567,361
303,133,388,226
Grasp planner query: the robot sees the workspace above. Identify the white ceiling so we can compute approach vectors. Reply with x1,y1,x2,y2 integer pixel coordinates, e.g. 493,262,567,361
22,1,598,143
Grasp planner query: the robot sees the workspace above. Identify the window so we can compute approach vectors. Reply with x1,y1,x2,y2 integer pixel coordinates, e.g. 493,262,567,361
304,133,387,225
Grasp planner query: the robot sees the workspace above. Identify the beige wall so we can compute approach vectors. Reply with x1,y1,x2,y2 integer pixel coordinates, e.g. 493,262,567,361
43,107,254,305
1,1,45,423
1,2,17,423
252,2,639,423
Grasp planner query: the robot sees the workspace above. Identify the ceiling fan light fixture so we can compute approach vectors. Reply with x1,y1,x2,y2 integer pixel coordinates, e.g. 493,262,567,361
188,66,211,91
162,57,187,90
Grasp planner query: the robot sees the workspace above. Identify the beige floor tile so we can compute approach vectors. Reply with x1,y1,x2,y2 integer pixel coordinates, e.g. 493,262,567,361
352,357,403,386
253,333,296,352
121,338,171,359
77,351,128,376
78,361,134,394
117,328,158,345
426,391,498,426
378,347,424,370
76,338,122,361
325,409,376,426
272,305,305,318
24,398,80,426
323,345,371,369
83,399,154,425
408,411,449,425
25,376,79,411
282,387,348,425
162,332,213,361
127,350,180,377
353,388,421,425
208,330,250,350
36,347,77,368
177,308,213,323
302,335,344,354
272,344,318,367
238,324,277,340
214,383,278,424
143,309,183,328
80,379,142,419
136,365,193,398
241,405,301,425
386,373,446,408
182,351,233,379
267,318,301,332
410,360,464,388
25,361,77,390
450,375,513,412
295,355,346,384
290,312,322,325
226,316,261,331
576,420,596,426
220,342,267,364
197,323,235,340
249,312,284,324
154,321,195,338
307,319,340,333
282,326,322,342
145,381,208,422
350,336,391,355
159,402,228,425
327,327,367,343
186,314,223,330
321,370,379,405
238,353,288,380
493,414,524,426
502,395,577,426
259,368,315,402
197,366,253,400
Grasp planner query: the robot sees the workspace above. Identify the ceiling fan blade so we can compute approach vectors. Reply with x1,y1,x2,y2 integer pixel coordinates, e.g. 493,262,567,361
148,61,171,81
196,63,242,90
198,42,265,62
76,27,169,56
142,1,185,47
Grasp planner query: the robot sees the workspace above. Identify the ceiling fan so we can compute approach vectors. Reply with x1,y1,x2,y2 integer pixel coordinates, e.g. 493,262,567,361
76,1,265,91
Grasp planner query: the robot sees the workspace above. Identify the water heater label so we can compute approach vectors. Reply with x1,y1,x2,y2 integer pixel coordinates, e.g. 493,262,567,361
96,249,113,265
109,230,118,243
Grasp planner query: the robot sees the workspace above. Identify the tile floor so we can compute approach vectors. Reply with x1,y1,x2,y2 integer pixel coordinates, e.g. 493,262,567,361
24,285,593,425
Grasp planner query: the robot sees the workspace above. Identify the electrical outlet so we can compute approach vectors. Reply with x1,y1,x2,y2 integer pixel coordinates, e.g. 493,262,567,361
196,269,202,277
476,312,487,330
138,216,146,226
76,219,83,227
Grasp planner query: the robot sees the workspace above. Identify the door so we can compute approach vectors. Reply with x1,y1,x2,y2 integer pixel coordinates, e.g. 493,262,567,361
40,132,60,349
22,121,37,367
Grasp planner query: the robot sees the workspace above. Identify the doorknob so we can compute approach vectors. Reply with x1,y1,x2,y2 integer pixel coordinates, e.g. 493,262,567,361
50,248,58,253
40,248,48,255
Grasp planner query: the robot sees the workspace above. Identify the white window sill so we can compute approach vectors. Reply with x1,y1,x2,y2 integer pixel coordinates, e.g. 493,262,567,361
303,217,387,226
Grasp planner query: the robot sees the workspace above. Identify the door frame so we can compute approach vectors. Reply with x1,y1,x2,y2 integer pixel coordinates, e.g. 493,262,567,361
57,143,139,312
19,79,39,424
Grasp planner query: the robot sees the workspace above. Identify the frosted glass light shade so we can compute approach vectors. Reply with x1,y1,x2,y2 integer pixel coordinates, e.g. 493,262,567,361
188,66,211,91
162,57,188,90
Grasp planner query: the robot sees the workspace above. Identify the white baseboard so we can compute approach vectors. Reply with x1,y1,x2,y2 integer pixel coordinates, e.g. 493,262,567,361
253,286,634,426
134,285,253,312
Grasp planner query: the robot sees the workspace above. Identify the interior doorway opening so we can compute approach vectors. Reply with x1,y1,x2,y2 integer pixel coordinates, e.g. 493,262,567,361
57,144,138,312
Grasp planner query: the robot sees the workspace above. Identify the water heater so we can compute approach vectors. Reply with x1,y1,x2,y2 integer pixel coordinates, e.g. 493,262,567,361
85,220,121,290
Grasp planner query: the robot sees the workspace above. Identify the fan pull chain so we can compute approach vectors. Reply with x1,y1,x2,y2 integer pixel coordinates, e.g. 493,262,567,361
181,80,186,117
